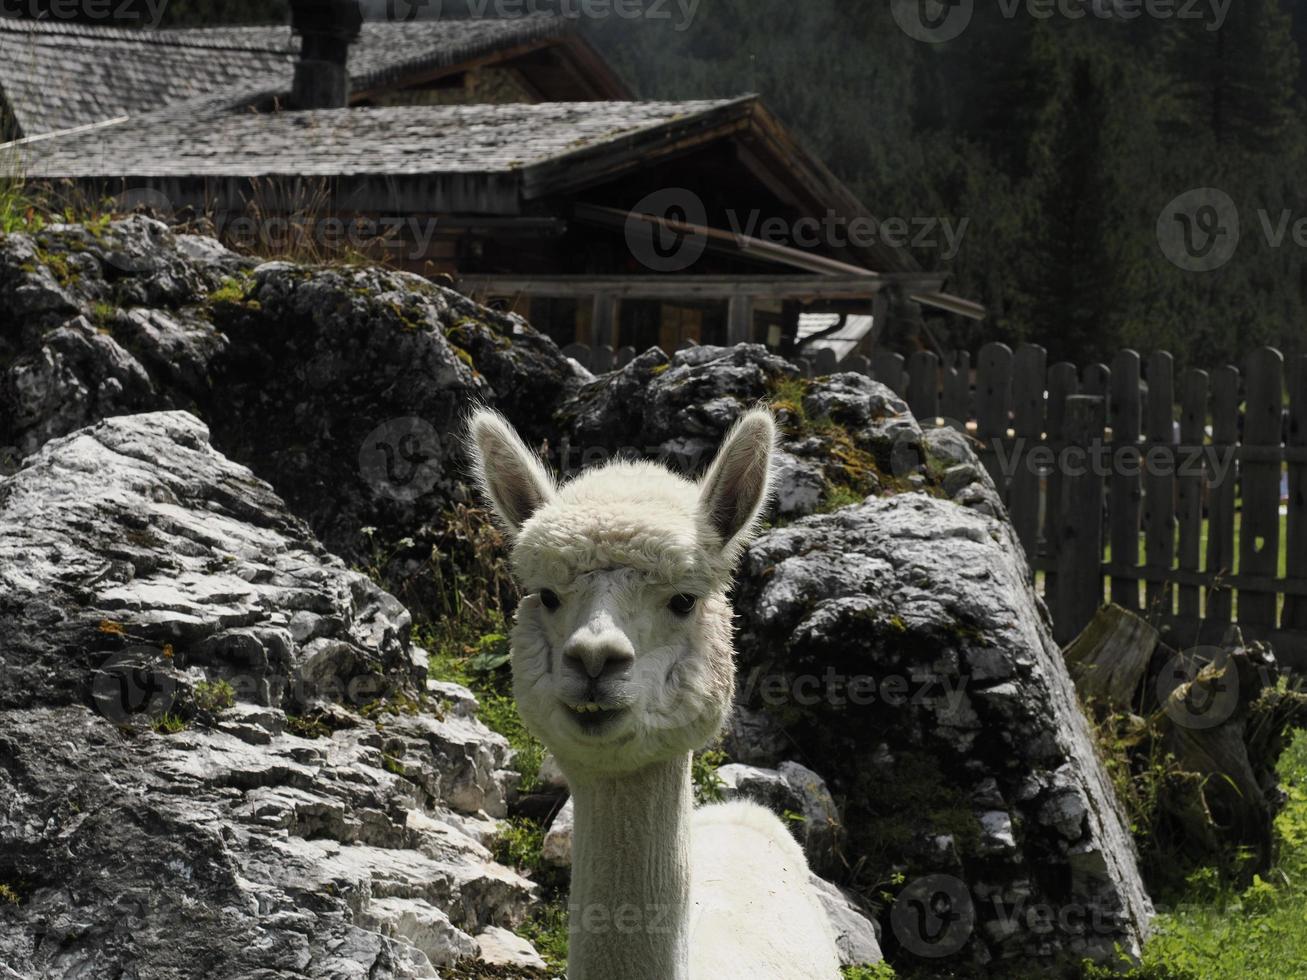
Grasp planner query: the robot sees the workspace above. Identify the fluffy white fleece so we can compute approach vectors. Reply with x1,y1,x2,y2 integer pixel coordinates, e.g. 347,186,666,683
689,800,843,978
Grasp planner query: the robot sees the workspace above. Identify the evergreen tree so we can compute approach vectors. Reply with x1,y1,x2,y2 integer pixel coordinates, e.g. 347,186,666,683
1018,55,1124,363
1162,0,1300,154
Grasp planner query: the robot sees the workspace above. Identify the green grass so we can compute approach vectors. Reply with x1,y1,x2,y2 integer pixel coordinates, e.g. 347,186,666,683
1091,727,1307,979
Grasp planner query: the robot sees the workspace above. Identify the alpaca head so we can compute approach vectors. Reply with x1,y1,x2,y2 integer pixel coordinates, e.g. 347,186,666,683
468,408,776,778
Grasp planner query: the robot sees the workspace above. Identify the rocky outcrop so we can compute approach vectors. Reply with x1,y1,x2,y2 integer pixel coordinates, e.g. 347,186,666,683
0,217,579,619
554,343,925,518
0,221,1154,977
0,412,542,979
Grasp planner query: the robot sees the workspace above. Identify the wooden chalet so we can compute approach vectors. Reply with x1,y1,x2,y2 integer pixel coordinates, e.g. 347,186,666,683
1,3,980,358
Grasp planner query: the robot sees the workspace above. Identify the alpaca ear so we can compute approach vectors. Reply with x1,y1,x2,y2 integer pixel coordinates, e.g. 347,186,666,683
698,408,777,556
467,409,555,538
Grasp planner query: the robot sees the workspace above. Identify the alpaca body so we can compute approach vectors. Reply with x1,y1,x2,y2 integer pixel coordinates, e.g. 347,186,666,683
469,409,842,980
690,800,842,979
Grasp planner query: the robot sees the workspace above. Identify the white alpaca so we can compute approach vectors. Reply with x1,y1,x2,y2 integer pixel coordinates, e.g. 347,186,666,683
469,408,841,980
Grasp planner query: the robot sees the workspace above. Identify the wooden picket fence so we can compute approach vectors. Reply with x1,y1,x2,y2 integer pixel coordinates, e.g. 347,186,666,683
564,340,1307,667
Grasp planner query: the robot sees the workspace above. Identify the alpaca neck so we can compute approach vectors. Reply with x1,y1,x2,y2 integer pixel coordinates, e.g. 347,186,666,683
566,754,693,980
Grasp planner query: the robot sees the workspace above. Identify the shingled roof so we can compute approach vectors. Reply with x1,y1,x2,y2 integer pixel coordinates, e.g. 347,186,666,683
13,94,741,208
0,14,616,140
11,91,933,278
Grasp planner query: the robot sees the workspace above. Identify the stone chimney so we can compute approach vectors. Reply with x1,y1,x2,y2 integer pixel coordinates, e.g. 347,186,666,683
289,0,363,110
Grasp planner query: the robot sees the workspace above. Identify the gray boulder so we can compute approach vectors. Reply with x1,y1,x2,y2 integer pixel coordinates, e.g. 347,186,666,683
555,344,928,517
0,411,541,979
733,489,1154,971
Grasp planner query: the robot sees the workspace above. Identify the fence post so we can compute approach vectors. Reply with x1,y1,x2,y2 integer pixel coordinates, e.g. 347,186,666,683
1109,350,1142,611
1176,368,1209,623
1043,361,1080,612
1009,344,1047,563
1238,348,1285,630
1054,395,1107,645
1285,354,1307,632
907,350,940,424
872,351,906,396
976,342,1014,496
562,343,591,372
1205,365,1240,627
942,349,971,427
814,348,839,376
1143,351,1176,616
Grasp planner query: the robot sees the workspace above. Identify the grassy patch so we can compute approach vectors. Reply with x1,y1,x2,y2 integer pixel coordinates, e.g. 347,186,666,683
192,679,236,715
1088,728,1307,979
843,965,897,979
0,883,19,906
150,713,188,735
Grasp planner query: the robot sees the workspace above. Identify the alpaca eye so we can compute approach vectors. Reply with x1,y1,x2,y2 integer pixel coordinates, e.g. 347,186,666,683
540,589,561,611
668,594,697,616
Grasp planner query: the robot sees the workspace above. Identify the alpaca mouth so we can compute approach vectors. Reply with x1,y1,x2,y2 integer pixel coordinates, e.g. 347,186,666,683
567,702,626,735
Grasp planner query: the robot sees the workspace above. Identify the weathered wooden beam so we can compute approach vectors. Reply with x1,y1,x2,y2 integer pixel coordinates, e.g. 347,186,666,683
457,273,943,301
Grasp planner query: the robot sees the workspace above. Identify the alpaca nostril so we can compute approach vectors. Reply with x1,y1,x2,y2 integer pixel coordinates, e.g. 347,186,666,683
564,643,635,680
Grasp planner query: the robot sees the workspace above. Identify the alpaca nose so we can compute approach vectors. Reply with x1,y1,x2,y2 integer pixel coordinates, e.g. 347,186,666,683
562,633,636,680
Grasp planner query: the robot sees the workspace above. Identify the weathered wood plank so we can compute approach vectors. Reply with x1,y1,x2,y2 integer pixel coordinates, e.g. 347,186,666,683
976,342,1014,494
942,349,971,428
846,354,871,377
727,295,754,346
1205,365,1241,625
1082,362,1111,400
591,294,618,350
1143,351,1176,616
813,347,839,377
1042,361,1080,613
1109,350,1143,611
1054,395,1107,644
1008,344,1047,562
1238,348,1285,629
908,350,941,424
589,343,615,375
1286,354,1307,630
1176,368,1209,621
871,351,906,396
